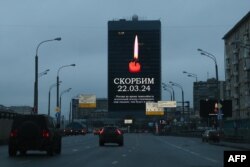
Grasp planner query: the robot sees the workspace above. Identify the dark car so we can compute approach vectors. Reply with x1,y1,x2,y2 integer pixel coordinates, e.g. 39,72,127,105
99,126,124,146
8,114,62,156
202,129,220,142
64,122,87,136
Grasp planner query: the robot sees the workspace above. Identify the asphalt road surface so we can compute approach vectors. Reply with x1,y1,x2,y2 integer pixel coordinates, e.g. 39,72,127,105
0,133,241,167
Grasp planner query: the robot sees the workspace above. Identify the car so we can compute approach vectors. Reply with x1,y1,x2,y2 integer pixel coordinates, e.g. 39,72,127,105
99,126,124,146
202,129,220,143
64,122,87,136
8,114,62,156
93,128,101,135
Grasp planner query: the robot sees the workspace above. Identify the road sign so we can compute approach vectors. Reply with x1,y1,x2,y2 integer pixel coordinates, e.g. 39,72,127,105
158,101,176,108
55,107,60,112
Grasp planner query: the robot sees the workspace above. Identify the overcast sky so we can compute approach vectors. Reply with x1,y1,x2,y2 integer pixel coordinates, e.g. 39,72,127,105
0,0,249,118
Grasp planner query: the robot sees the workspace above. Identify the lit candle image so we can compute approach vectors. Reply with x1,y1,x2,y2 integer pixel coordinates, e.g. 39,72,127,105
129,35,141,73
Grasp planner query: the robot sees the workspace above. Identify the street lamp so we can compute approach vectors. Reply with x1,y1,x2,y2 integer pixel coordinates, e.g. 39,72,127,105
59,88,72,128
183,71,198,82
163,87,173,100
60,88,72,110
33,37,61,114
162,82,175,101
197,48,218,81
39,69,50,78
56,64,75,126
48,81,62,116
169,81,184,116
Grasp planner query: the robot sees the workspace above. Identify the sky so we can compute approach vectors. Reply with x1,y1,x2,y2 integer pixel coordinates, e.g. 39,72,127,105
0,0,249,119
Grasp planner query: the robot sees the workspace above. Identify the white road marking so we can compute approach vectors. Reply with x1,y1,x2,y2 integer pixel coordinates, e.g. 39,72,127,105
122,154,127,157
112,161,118,165
156,138,219,164
19,160,31,164
72,149,78,152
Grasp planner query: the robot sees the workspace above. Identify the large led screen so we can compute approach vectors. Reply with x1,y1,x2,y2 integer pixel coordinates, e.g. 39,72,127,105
108,21,161,112
200,99,232,118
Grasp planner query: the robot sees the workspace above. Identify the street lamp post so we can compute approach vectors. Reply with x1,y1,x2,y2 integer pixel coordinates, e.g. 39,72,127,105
183,71,198,82
48,81,62,116
163,87,173,100
169,81,184,117
162,82,175,101
33,37,61,114
198,48,221,129
59,88,72,128
38,69,50,78
56,64,76,127
197,48,218,81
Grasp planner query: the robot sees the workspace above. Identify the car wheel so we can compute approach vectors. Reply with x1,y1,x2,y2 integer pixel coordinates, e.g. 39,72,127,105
99,141,104,146
47,145,54,156
20,150,27,156
55,141,61,154
8,146,17,157
119,141,124,146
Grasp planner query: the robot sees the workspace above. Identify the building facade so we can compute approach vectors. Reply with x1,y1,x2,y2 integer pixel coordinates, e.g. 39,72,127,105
193,78,225,116
223,11,250,119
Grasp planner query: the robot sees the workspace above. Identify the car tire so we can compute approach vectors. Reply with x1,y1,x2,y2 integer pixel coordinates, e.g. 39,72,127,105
119,141,124,146
20,150,27,156
8,146,17,157
99,141,104,146
55,141,61,154
47,145,54,156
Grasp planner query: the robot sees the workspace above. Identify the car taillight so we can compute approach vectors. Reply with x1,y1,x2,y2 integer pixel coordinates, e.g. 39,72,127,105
10,130,18,138
99,128,104,135
42,130,50,138
116,129,122,135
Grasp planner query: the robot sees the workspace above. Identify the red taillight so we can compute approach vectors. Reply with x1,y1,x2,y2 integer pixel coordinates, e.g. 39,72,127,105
99,128,104,135
42,130,50,138
10,130,17,138
116,129,122,135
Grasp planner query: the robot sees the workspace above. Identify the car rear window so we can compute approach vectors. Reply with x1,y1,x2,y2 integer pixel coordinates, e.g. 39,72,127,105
12,115,46,129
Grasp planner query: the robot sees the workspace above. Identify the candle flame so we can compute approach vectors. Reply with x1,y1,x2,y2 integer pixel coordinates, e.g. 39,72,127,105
134,35,138,59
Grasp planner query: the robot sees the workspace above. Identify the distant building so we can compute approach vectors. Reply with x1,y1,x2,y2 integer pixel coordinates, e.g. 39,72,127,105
193,78,225,116
72,98,108,120
223,11,250,119
9,106,32,115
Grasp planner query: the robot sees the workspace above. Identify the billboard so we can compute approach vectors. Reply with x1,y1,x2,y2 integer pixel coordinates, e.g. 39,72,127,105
200,99,232,118
108,20,161,112
146,102,164,116
78,94,96,108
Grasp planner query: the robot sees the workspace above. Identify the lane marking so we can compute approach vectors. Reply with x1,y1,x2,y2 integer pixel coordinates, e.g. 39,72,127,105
19,160,31,164
112,161,118,165
156,138,219,164
122,154,127,157
72,149,78,152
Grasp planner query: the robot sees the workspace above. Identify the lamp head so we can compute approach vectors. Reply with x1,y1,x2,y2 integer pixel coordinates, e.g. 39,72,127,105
54,37,62,41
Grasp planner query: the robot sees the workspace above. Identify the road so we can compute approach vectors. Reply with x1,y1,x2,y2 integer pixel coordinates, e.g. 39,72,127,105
0,133,241,167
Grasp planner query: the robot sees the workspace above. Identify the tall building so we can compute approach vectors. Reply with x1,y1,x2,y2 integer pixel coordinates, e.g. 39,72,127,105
223,11,250,119
193,78,225,116
108,15,161,117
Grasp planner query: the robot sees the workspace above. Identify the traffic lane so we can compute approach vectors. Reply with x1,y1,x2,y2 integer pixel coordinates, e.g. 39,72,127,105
115,134,228,167
0,135,98,167
1,134,131,167
0,134,241,167
156,135,241,164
